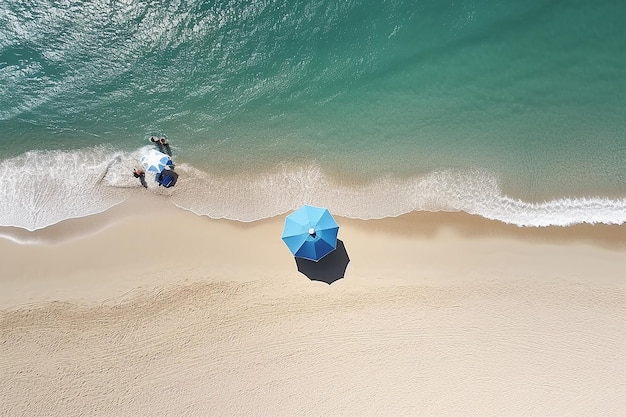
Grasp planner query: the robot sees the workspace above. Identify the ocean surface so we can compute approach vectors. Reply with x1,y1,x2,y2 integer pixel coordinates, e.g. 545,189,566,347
1,0,625,231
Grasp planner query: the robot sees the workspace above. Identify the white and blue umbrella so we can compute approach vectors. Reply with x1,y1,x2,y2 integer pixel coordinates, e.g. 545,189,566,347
140,149,172,173
281,205,339,262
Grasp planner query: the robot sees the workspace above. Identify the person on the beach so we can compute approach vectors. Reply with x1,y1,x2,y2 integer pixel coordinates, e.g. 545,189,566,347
133,168,148,188
150,136,165,153
160,137,172,156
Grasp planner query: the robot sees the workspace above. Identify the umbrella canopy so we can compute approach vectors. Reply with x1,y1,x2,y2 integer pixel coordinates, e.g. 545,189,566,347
282,205,339,262
140,149,172,174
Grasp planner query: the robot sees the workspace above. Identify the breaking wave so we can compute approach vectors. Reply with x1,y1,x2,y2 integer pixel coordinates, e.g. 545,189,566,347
0,147,148,231
172,164,626,227
1,148,626,231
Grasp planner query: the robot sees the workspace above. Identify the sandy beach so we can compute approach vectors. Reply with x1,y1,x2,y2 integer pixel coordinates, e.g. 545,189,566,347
1,194,625,416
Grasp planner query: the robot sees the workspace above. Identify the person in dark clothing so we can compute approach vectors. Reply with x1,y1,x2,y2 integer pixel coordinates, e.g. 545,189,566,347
150,136,165,154
133,168,148,188
159,137,172,156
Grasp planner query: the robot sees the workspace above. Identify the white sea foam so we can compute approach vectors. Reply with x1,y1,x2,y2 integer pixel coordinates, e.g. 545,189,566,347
170,163,626,227
0,147,145,231
1,150,625,231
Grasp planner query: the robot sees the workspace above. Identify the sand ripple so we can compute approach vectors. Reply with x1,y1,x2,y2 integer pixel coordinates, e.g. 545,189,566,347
2,281,626,416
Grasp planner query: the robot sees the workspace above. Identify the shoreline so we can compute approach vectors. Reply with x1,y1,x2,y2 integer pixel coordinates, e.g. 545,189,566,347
4,191,626,246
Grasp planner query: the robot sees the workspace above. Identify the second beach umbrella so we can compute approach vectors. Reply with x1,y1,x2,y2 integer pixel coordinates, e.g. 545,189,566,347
140,149,172,174
281,205,339,262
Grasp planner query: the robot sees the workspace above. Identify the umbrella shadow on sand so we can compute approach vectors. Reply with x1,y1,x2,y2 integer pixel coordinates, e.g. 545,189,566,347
295,240,350,285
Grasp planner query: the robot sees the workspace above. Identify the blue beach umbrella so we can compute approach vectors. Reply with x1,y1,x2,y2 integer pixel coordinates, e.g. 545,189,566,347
282,205,339,262
140,149,172,174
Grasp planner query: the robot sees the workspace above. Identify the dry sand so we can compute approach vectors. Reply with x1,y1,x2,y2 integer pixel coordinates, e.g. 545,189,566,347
1,194,626,416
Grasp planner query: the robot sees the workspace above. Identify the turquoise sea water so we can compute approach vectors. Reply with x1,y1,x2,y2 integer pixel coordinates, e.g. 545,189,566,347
1,0,625,230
